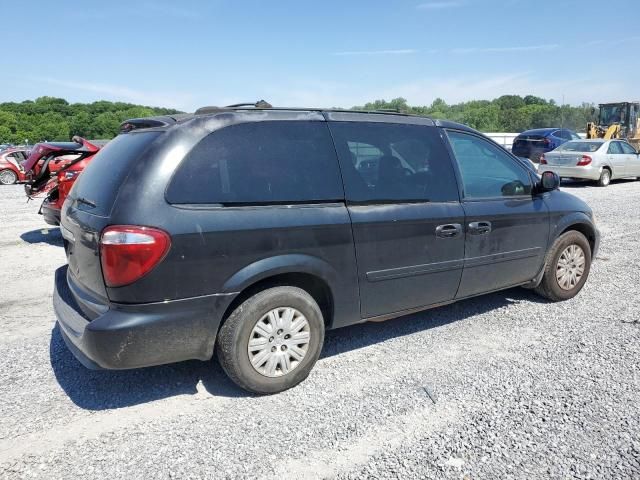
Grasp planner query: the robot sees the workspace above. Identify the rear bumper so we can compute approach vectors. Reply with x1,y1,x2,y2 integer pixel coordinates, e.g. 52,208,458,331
40,201,61,226
541,164,602,180
53,265,237,370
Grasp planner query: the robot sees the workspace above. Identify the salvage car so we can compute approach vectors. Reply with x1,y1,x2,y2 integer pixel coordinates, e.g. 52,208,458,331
54,105,600,394
540,139,640,186
23,137,104,225
0,147,29,185
512,128,581,162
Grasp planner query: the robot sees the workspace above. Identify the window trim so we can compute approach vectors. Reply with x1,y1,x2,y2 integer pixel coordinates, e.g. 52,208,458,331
443,128,536,201
328,121,462,206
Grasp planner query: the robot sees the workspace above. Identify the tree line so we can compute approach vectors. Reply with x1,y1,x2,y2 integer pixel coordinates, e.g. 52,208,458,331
354,95,595,133
0,96,180,144
0,95,596,144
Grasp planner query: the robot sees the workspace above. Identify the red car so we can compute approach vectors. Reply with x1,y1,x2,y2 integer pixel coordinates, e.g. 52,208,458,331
24,137,104,225
0,147,30,185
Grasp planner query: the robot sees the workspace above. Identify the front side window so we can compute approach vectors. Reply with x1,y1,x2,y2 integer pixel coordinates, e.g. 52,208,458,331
447,131,532,199
167,121,343,205
620,142,637,155
328,122,459,203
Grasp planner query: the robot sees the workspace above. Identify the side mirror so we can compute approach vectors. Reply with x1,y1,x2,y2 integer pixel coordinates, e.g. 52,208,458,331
539,171,560,192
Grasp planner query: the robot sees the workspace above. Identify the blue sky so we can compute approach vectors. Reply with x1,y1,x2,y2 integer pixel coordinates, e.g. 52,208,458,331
1,0,638,111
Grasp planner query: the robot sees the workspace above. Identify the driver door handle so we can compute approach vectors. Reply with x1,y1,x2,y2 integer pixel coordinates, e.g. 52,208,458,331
468,221,492,235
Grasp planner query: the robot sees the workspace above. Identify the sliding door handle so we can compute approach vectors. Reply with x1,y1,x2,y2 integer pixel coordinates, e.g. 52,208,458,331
468,221,492,235
436,223,462,238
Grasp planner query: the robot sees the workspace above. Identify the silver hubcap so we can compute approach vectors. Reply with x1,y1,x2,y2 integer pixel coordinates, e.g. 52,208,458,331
247,307,311,377
556,244,586,291
602,171,610,185
0,170,16,185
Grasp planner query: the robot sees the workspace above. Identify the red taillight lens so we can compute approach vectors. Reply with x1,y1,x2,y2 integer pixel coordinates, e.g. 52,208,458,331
539,154,547,164
577,155,592,166
543,138,551,146
100,226,171,287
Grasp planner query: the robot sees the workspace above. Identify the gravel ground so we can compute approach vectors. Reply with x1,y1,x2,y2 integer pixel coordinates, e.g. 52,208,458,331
0,180,639,479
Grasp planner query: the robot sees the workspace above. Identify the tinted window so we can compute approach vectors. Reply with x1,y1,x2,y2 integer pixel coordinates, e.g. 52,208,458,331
556,130,574,140
608,142,623,154
71,131,161,216
620,142,637,154
167,122,342,205
447,131,532,199
328,122,459,203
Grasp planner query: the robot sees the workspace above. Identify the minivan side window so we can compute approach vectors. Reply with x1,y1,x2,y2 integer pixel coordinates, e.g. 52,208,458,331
328,122,459,203
447,131,532,199
167,121,343,205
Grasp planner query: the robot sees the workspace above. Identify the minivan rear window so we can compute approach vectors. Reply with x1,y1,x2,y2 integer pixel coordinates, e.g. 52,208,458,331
70,132,161,216
166,121,343,205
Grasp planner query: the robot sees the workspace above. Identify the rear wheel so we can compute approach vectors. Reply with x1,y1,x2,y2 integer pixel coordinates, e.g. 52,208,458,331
597,168,611,187
0,169,17,185
534,231,591,302
216,286,325,394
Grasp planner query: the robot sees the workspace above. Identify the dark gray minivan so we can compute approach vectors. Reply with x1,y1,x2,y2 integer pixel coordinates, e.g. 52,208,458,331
54,105,599,393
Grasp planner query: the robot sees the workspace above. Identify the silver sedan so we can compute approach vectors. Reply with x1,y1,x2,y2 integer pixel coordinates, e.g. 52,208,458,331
540,139,640,186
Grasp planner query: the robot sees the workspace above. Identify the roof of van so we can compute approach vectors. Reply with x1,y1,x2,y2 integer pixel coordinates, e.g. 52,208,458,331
119,104,477,135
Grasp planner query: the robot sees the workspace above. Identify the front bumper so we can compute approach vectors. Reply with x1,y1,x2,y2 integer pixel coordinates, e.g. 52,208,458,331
53,265,237,370
541,164,602,180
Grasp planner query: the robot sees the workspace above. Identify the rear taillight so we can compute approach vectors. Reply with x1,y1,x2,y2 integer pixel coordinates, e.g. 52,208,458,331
539,154,547,164
59,170,80,182
543,138,551,146
577,155,592,166
100,226,171,287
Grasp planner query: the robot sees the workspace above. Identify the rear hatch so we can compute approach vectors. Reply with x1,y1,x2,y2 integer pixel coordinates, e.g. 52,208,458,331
61,131,162,299
513,134,547,151
24,139,101,196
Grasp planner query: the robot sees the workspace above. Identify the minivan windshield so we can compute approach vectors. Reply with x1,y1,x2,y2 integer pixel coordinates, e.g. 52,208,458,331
70,131,160,216
556,141,603,153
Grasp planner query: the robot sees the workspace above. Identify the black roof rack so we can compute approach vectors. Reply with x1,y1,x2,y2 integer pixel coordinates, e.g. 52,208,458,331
195,99,273,115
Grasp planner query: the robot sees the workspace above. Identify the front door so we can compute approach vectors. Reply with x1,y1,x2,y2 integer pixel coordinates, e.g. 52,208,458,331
328,120,465,318
606,141,627,178
445,130,550,299
619,141,640,177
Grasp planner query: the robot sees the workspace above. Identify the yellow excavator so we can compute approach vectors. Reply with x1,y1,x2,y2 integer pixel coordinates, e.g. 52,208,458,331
587,102,640,150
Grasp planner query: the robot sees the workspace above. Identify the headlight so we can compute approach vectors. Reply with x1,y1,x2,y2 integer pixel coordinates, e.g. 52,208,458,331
63,171,80,180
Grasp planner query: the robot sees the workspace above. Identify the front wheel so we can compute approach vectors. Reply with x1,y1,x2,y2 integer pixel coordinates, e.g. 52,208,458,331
535,231,591,302
0,169,18,185
216,286,325,394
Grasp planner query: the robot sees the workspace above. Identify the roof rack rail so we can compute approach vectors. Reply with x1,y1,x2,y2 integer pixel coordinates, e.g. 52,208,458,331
226,100,273,108
371,108,404,114
195,100,272,115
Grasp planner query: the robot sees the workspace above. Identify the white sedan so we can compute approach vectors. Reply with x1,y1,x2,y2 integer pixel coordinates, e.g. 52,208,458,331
540,139,640,187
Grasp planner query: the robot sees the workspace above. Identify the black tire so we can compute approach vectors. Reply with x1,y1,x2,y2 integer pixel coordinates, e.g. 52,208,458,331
0,169,18,185
216,286,325,394
597,168,611,187
534,231,591,302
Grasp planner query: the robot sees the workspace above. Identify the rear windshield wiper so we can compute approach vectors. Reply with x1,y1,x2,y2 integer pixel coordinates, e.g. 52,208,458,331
77,197,97,208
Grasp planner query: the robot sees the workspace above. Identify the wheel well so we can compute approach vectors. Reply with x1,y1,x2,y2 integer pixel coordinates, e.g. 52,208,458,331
560,223,596,257
220,273,334,330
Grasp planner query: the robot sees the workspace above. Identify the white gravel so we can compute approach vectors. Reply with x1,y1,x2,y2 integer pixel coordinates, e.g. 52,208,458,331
0,179,639,479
